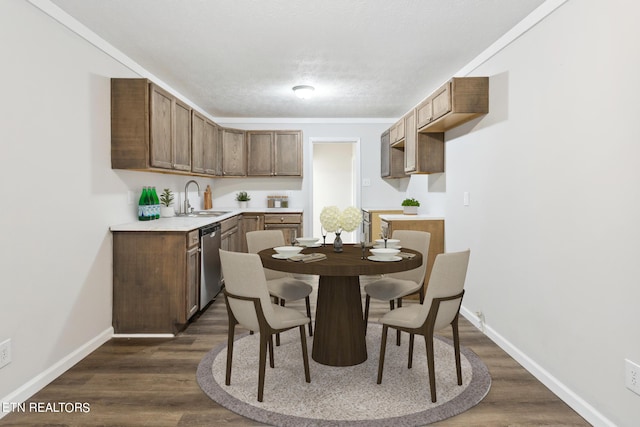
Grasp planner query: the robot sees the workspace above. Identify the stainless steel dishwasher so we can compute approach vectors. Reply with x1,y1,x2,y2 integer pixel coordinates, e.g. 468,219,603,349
200,222,222,310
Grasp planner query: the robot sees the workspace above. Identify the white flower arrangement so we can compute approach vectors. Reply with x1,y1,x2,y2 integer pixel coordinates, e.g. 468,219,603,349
320,206,362,233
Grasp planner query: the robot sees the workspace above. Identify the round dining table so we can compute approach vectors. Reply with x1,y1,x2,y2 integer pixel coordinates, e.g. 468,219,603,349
259,244,421,366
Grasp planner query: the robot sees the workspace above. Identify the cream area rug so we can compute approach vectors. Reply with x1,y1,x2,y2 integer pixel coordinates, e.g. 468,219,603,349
197,324,490,426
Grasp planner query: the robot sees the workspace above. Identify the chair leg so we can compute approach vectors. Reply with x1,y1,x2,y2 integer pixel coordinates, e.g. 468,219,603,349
276,299,285,346
299,325,311,383
364,294,371,335
257,332,269,402
377,325,389,384
268,334,274,368
425,334,437,403
419,286,425,304
225,322,236,386
305,296,313,336
452,318,462,385
408,333,415,369
396,298,402,346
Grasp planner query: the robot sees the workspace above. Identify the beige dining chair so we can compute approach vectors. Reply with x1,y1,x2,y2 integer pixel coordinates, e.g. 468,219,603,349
220,249,311,402
363,230,431,345
376,249,470,403
246,230,314,341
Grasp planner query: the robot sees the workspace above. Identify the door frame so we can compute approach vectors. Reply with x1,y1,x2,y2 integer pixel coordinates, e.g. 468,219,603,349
308,137,361,241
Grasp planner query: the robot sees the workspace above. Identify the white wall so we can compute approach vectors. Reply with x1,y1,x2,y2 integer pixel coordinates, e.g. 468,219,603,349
0,1,418,408
0,0,211,406
447,0,640,425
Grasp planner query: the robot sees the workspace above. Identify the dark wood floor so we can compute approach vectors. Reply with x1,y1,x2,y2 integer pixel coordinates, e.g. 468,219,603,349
0,278,589,426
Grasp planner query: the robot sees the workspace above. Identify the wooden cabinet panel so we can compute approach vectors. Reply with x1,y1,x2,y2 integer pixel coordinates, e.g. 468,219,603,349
112,79,194,174
380,130,390,178
149,84,173,169
204,120,220,175
239,213,265,252
247,132,273,176
246,130,303,177
112,230,200,334
275,131,302,176
174,99,192,171
404,109,417,173
191,111,206,174
264,213,303,245
193,112,220,176
381,219,445,299
417,77,488,132
221,216,240,253
222,128,246,176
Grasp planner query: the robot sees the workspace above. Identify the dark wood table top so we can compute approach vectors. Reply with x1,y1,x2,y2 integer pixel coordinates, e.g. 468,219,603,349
258,244,421,276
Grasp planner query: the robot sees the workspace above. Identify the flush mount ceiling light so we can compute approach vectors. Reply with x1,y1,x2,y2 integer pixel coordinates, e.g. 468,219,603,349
292,85,315,99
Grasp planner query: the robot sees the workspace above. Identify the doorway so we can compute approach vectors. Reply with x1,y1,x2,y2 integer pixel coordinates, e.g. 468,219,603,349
310,138,361,243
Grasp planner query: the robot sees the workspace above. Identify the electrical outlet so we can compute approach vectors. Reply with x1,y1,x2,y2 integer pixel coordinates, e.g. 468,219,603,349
625,359,640,395
0,339,11,369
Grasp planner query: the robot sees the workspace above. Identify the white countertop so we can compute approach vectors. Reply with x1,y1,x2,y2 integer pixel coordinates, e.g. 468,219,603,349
379,214,445,221
110,208,303,232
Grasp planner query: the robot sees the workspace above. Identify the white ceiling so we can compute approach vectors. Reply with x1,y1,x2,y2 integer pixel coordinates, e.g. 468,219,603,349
48,0,546,119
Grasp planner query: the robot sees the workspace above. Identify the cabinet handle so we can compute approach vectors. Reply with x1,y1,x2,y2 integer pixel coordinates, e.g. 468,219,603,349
280,217,284,222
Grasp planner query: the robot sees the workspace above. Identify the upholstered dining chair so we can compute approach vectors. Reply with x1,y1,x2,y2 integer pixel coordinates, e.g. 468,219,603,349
376,249,470,403
363,230,431,345
246,230,314,341
220,249,311,402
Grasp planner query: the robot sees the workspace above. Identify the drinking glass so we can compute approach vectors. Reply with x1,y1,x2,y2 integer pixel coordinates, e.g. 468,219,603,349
321,226,327,247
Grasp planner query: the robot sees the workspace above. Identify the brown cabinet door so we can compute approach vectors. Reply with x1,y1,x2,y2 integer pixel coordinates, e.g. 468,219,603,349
203,120,219,175
191,111,205,173
149,84,173,169
239,214,265,252
404,109,417,173
185,243,200,321
416,98,433,129
173,99,192,171
264,224,301,245
247,131,274,176
222,128,246,176
275,131,302,176
431,82,452,122
380,130,390,178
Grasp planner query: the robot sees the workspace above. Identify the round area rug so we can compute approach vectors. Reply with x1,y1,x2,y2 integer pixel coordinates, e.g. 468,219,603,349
197,324,490,426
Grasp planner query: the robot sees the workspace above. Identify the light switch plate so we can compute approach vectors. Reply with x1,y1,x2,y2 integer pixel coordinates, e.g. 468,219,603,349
463,192,470,206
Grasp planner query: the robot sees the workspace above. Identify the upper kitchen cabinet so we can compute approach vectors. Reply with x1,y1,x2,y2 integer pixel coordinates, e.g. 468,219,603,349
221,128,246,176
390,109,444,175
247,130,303,177
192,111,221,175
111,79,192,173
416,77,488,133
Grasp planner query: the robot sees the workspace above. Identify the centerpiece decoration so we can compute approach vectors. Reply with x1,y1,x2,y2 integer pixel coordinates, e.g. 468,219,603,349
319,206,362,252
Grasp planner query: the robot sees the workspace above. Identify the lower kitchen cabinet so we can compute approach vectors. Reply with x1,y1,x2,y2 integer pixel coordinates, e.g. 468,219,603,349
112,230,200,334
264,213,303,245
239,213,265,252
380,218,444,299
220,215,240,253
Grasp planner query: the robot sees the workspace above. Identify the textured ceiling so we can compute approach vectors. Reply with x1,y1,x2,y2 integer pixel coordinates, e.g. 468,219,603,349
49,0,546,118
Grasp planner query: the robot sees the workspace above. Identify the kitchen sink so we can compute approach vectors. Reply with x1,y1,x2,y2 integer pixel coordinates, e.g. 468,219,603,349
177,211,230,218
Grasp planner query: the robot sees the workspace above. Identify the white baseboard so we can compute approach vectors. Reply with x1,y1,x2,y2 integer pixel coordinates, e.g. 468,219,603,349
460,306,615,427
0,327,113,419
112,333,174,338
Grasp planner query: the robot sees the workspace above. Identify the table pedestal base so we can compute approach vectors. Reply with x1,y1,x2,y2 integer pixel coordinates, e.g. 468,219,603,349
312,275,367,366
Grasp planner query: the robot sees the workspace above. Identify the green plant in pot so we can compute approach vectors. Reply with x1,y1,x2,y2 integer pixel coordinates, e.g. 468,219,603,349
160,188,175,217
401,197,420,215
236,191,251,208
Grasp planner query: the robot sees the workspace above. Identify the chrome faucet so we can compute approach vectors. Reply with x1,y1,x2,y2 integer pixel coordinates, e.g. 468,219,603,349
183,180,200,215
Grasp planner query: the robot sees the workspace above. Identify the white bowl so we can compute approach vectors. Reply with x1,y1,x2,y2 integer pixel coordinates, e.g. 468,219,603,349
374,238,401,248
273,246,303,258
296,237,320,246
370,248,400,259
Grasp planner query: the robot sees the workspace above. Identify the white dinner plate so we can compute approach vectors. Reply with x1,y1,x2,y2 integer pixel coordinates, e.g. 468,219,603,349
301,243,322,248
272,254,291,259
368,255,402,262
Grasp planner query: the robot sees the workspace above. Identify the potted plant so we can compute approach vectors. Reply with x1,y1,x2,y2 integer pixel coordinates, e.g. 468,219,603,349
401,197,420,215
159,188,175,217
236,191,251,208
